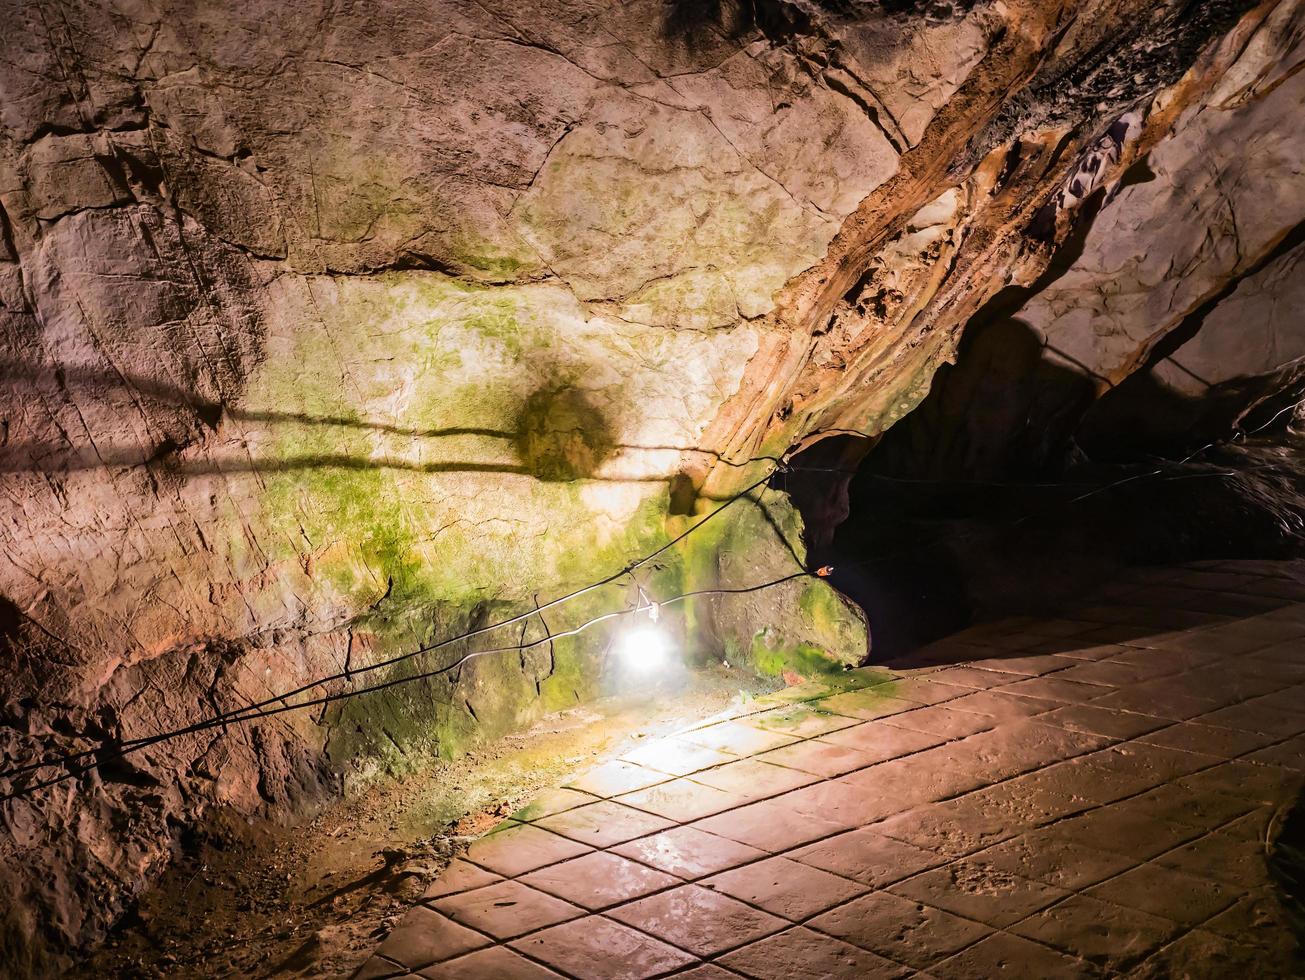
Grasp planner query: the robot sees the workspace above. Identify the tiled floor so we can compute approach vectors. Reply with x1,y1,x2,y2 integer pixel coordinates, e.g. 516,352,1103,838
356,562,1305,979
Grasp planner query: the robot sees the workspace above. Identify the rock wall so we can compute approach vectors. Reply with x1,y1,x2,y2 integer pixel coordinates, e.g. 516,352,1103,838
2,0,1303,971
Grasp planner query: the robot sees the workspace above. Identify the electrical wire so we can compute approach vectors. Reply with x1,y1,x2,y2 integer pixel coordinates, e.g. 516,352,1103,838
0,571,813,803
6,400,1299,803
0,467,784,797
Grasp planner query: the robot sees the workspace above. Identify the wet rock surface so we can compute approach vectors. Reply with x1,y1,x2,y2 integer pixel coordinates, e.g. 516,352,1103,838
2,0,1304,972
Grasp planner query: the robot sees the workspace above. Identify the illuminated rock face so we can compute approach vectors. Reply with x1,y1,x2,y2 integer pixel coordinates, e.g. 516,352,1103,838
1,0,1303,969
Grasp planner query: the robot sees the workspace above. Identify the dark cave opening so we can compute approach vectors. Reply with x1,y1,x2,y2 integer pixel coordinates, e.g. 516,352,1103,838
783,392,1305,663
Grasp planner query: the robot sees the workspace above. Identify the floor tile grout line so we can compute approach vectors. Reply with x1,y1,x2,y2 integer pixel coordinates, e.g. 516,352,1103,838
458,700,1282,906
464,708,1133,895
884,757,1273,967
402,593,1305,977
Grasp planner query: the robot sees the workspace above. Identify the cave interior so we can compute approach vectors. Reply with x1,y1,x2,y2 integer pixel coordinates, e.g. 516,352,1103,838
2,0,1305,976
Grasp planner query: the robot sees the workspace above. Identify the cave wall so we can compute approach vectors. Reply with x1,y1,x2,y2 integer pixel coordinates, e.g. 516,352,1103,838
2,0,1304,971
859,0,1305,480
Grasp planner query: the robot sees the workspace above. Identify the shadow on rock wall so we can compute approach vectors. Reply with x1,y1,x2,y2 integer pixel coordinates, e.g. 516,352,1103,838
0,361,634,483
514,384,618,481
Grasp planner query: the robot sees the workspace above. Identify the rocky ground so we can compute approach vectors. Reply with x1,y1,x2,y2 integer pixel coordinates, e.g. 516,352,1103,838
69,666,776,979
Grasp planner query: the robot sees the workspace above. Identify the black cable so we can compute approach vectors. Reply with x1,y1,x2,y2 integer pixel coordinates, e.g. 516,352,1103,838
0,571,814,803
0,467,781,788
8,404,1296,799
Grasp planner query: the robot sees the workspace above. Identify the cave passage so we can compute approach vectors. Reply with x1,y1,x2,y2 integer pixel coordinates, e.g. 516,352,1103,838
5,0,1305,976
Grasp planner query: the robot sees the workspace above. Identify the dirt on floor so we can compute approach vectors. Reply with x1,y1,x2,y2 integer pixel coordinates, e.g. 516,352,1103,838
69,664,777,979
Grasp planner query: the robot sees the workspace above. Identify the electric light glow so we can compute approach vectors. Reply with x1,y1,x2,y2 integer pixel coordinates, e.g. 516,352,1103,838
616,622,672,675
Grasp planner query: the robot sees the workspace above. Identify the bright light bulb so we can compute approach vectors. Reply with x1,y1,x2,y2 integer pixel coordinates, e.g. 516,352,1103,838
616,623,671,675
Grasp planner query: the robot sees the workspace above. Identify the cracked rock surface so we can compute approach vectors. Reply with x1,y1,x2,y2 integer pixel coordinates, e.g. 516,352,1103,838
2,0,1304,972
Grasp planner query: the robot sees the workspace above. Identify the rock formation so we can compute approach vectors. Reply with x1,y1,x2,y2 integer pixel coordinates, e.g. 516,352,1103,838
1,0,1303,971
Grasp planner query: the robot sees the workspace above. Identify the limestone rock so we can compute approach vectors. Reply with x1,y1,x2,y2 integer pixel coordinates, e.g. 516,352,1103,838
1,0,1303,972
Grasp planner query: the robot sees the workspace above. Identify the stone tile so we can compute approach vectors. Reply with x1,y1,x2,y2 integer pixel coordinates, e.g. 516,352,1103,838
779,775,912,827
519,851,679,911
621,738,737,776
665,968,740,980
1010,895,1181,972
873,797,1021,859
962,654,1068,677
375,906,490,971
809,891,991,969
1036,703,1168,740
422,859,503,902
1177,761,1292,802
679,720,800,756
888,676,976,706
1195,701,1305,737
432,880,583,940
1051,640,1137,661
882,704,999,740
817,719,946,760
1088,686,1220,721
417,945,565,979
1076,741,1220,790
612,825,766,879
716,926,910,980
894,737,1007,784
998,674,1107,704
757,739,883,778
1137,722,1279,759
747,705,862,738
1044,806,1203,860
615,778,745,822
1178,667,1285,703
1085,862,1238,925
1250,685,1305,714
906,639,1001,666
1243,733,1305,770
511,787,599,821
838,755,988,807
464,823,593,878
943,689,1067,720
703,856,867,920
691,797,845,853
1212,806,1275,842
890,859,1070,928
923,720,1108,783
928,931,1096,979
791,827,947,888
1051,660,1163,687
607,884,786,956
927,666,1018,690
353,956,409,980
534,801,675,848
510,916,697,980
947,770,1096,828
565,760,669,797
1123,781,1257,831
971,832,1136,891
1105,646,1224,672
1039,759,1151,807
1254,636,1305,661
817,689,921,721
688,757,818,799
1153,831,1270,889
